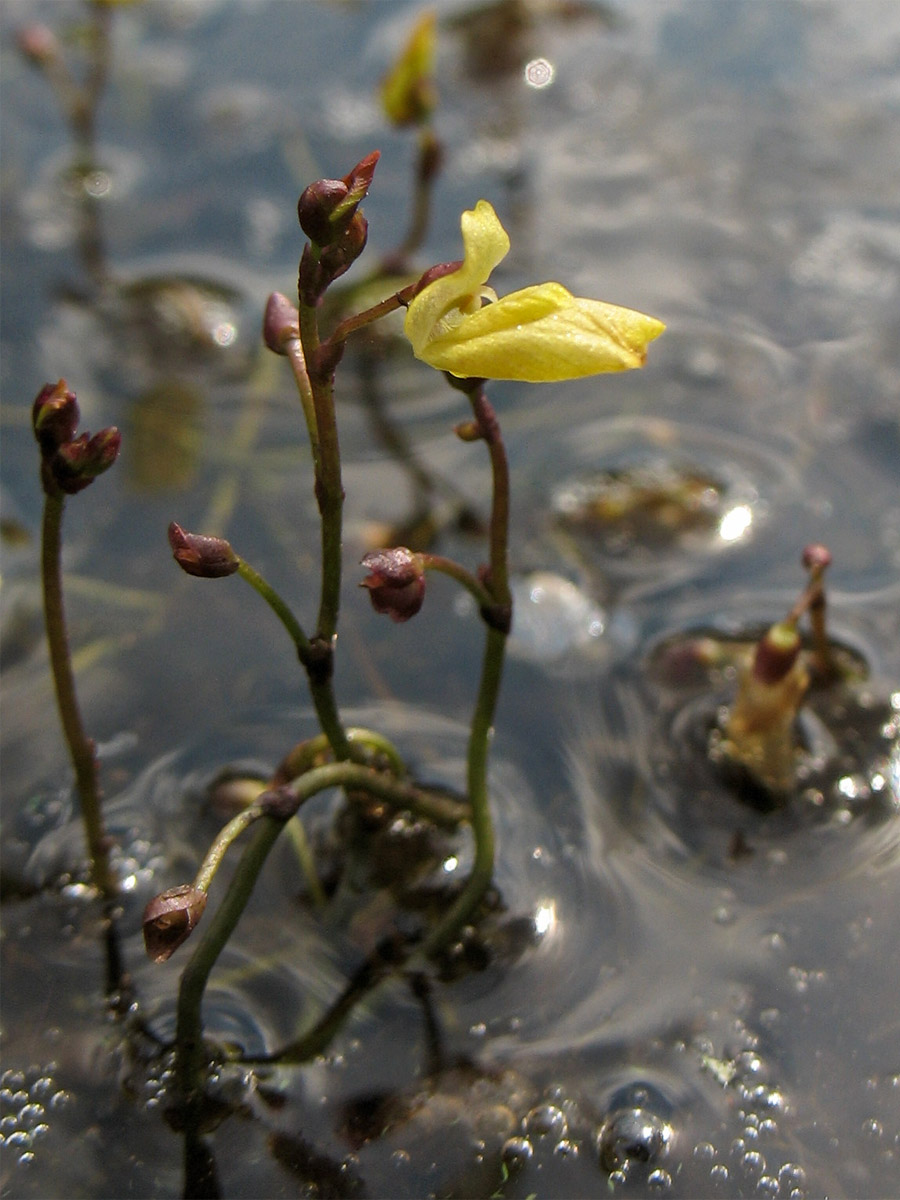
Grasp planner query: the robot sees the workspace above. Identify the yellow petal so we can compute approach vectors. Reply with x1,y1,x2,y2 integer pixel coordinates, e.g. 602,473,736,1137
404,199,665,381
421,285,665,381
404,200,509,357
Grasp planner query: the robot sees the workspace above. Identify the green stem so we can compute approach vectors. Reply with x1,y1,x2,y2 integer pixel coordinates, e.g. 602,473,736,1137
421,554,493,610
193,805,267,894
417,624,504,960
41,491,116,899
236,555,351,760
174,760,470,1101
418,385,511,960
236,558,311,662
283,334,320,474
175,813,283,1105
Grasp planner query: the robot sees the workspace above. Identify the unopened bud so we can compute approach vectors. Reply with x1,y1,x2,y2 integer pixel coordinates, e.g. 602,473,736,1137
360,546,426,622
454,419,482,442
142,884,208,963
297,178,350,245
32,380,80,455
752,620,801,686
297,152,380,247
317,210,369,284
802,543,832,573
168,521,239,578
263,292,300,354
17,24,59,66
381,13,437,127
50,427,121,494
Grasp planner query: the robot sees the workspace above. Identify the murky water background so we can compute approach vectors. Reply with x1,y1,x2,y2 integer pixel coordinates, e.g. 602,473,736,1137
2,2,899,1197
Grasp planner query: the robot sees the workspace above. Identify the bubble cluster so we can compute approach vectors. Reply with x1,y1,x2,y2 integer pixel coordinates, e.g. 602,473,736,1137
0,1064,69,1170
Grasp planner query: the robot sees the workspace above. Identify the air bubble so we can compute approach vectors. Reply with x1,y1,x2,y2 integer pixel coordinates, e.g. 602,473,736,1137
502,1135,534,1169
757,1174,779,1195
741,1149,766,1177
710,1163,729,1183
862,1116,883,1138
648,1167,673,1191
523,1103,567,1140
597,1083,674,1173
779,1163,807,1189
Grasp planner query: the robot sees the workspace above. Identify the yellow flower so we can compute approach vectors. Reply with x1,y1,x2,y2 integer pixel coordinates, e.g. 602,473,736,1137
404,200,665,382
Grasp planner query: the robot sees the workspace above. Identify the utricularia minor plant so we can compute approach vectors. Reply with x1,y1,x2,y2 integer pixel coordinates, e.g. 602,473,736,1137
34,151,665,1107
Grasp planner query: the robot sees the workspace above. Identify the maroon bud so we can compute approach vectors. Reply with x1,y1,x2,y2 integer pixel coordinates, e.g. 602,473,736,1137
50,427,121,493
297,178,350,245
296,152,380,248
802,543,832,573
168,521,239,578
752,620,801,686
360,547,425,622
142,884,208,963
17,24,59,66
32,380,80,455
263,292,300,355
317,211,369,285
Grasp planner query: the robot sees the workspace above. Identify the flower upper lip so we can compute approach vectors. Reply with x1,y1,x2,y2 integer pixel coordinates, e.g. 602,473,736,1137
404,199,665,382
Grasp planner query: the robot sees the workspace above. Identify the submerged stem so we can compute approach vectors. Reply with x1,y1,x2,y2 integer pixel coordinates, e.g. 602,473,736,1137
41,491,116,899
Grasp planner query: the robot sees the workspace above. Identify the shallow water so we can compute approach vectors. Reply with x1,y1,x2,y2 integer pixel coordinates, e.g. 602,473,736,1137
2,2,899,1197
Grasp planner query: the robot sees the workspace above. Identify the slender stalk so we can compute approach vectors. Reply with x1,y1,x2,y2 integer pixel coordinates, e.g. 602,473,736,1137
175,760,470,1100
298,291,353,762
418,385,511,960
175,813,283,1104
283,335,320,474
236,558,311,662
41,491,116,899
326,285,414,348
421,554,493,610
193,805,267,894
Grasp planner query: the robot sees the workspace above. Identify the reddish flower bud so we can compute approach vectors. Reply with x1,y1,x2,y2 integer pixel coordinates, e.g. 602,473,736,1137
32,380,80,455
17,24,59,66
317,211,369,285
168,521,239,578
142,884,208,963
263,292,300,355
802,543,832,573
296,151,380,248
50,427,121,494
297,178,350,245
360,547,426,622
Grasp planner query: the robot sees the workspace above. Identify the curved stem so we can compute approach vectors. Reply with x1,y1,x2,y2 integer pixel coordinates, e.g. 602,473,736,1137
236,558,311,662
41,491,116,899
326,284,415,349
418,385,511,960
175,813,283,1105
421,554,493,610
174,760,470,1102
417,624,504,960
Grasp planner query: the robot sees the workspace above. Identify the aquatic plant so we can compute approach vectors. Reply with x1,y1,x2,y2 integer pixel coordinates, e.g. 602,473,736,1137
130,153,663,1112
